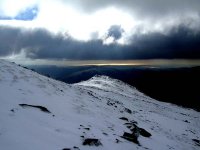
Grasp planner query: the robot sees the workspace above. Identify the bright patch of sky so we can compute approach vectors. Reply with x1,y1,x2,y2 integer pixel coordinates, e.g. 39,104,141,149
2,0,196,43
0,0,135,42
0,5,38,21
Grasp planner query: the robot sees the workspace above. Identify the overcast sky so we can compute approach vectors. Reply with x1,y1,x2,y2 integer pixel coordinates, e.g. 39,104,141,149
0,0,200,64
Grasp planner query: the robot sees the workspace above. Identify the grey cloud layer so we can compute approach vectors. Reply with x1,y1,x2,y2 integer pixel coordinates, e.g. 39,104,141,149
0,25,200,60
70,0,200,19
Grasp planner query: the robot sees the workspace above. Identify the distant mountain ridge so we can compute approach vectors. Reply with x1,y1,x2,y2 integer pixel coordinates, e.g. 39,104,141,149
30,65,200,111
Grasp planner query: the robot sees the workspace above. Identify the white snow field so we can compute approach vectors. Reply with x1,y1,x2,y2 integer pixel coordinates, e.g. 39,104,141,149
0,59,200,150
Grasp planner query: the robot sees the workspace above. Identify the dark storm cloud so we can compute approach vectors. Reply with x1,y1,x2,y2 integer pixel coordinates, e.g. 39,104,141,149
0,26,22,56
106,25,124,40
0,25,200,60
72,0,200,19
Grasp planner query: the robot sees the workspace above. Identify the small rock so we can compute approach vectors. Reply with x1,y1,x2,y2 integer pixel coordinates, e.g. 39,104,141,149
119,117,129,121
82,138,102,146
127,125,132,129
103,132,108,136
193,139,200,146
84,128,90,130
19,104,51,113
184,120,190,123
116,138,121,143
139,128,152,137
73,146,80,149
124,107,132,114
10,109,15,112
130,120,138,124
130,125,140,138
121,132,139,144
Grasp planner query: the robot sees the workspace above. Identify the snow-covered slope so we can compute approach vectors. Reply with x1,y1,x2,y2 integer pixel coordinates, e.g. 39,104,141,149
0,60,199,150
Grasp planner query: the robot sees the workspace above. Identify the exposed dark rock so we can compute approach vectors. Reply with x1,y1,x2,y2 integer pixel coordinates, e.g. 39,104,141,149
19,104,51,113
73,146,80,149
124,107,132,114
130,125,140,138
180,113,187,116
139,128,152,137
119,117,129,121
62,148,71,150
116,138,121,143
82,138,102,146
130,120,138,124
80,135,84,138
193,139,200,146
121,132,139,145
87,91,101,100
124,122,137,127
103,132,108,136
184,120,190,123
10,109,14,112
107,101,115,106
127,125,132,129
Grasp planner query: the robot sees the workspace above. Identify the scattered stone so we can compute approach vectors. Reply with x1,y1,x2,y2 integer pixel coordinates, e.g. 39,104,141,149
139,128,152,137
62,148,71,150
19,104,51,113
119,117,129,121
121,132,139,145
80,135,84,138
82,138,102,146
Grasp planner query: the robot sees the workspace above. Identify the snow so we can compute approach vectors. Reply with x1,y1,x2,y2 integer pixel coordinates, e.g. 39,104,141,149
0,59,200,150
